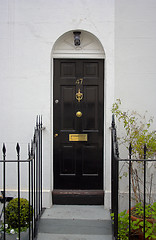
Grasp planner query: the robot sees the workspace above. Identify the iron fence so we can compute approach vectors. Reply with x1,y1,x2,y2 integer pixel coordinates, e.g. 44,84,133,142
111,114,156,240
0,116,43,240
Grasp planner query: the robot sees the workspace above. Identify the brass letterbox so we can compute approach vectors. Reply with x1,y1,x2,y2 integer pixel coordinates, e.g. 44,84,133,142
69,134,88,142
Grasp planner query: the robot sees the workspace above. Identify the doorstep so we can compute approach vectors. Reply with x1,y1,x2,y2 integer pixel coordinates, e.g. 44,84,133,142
52,190,104,205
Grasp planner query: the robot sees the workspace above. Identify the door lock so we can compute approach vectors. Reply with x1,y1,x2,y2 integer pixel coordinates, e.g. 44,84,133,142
54,133,59,137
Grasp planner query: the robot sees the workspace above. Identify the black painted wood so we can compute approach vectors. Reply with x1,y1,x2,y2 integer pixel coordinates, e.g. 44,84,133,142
53,59,104,190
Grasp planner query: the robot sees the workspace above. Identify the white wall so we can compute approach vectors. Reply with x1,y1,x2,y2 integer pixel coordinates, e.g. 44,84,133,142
114,0,156,211
0,0,115,208
115,0,156,123
1,0,156,209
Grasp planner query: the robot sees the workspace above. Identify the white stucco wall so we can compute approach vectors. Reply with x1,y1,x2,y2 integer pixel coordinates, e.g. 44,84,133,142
114,0,156,211
1,0,155,209
0,0,115,208
115,0,156,123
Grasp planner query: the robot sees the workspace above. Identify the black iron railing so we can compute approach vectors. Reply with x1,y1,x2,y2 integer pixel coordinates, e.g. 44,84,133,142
111,114,156,240
0,116,43,240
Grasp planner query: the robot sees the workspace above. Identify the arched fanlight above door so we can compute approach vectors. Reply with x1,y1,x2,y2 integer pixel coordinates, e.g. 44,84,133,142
52,30,105,59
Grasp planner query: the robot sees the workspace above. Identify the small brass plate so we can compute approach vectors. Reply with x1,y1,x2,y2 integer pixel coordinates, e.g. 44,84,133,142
69,134,88,142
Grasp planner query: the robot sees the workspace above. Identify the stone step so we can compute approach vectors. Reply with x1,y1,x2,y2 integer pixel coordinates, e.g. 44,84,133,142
37,233,113,240
52,190,104,205
38,218,112,234
36,205,113,240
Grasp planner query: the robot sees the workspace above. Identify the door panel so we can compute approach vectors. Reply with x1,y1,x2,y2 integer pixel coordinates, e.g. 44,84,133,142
60,144,76,175
54,59,104,189
61,86,75,130
82,145,98,175
83,86,98,130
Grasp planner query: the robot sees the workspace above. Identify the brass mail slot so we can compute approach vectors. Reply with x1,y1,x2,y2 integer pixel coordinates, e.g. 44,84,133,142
69,134,88,142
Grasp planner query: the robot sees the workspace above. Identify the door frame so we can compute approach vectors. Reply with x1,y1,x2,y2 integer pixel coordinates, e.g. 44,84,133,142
50,30,106,201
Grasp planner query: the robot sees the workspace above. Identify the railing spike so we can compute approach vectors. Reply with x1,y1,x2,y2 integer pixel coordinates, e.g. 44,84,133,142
16,143,20,155
129,143,132,158
112,114,115,128
31,139,33,155
2,143,6,155
28,143,31,158
144,144,147,159
40,115,42,129
33,132,36,143
36,115,38,129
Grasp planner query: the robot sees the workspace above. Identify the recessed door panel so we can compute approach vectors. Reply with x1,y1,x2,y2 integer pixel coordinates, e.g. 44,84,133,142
61,86,75,130
82,145,98,175
60,144,76,175
83,86,98,130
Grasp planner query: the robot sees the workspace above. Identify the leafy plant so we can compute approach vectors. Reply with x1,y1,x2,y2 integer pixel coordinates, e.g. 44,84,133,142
132,202,156,219
112,99,156,159
3,198,32,233
111,210,130,240
111,202,156,239
112,99,156,204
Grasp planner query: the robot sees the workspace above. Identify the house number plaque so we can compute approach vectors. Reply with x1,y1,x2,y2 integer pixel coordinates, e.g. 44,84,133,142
69,134,88,142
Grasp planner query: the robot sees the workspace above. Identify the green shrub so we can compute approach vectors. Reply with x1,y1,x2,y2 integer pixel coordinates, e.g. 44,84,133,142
5,198,32,229
111,202,156,239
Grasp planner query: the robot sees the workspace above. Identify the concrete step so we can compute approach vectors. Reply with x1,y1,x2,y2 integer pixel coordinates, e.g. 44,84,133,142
36,205,113,240
37,233,113,240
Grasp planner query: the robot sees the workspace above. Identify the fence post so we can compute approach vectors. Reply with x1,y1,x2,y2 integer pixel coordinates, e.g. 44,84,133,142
111,115,115,213
143,144,147,240
16,143,21,240
2,144,6,240
114,143,119,239
38,117,40,217
28,144,31,240
31,140,34,240
129,143,132,239
40,116,43,212
111,115,119,239
36,116,39,221
33,132,36,237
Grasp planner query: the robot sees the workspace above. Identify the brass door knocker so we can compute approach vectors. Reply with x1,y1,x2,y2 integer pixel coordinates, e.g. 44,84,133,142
76,89,83,102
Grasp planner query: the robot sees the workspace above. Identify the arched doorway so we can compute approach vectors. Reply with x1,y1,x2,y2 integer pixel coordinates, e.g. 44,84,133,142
52,30,105,204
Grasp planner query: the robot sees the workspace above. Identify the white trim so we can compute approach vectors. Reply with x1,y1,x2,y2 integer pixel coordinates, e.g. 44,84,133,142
52,53,105,59
52,30,105,59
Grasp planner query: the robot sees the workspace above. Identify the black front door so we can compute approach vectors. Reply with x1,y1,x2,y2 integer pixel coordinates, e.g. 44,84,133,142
53,59,104,189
